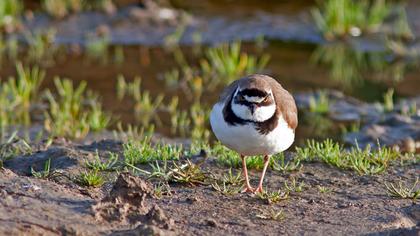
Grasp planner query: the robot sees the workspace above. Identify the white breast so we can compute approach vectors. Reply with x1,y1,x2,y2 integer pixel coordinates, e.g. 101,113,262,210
210,102,295,156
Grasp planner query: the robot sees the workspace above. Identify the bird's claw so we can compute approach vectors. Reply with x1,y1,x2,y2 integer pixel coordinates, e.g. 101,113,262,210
254,186,263,193
241,186,256,193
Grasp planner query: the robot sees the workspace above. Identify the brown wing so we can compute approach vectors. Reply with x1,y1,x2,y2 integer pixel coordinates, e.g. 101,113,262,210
265,77,298,130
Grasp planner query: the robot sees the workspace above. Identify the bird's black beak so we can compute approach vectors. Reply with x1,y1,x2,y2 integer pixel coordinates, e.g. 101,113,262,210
250,104,257,114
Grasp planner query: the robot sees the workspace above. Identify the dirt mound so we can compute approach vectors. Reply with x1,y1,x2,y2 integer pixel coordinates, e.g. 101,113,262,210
93,173,176,234
93,172,153,223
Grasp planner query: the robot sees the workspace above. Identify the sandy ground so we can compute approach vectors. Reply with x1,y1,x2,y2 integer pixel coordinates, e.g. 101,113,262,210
0,139,419,235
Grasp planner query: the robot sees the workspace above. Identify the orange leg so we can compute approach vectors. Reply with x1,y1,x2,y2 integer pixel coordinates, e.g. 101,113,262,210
255,155,270,193
241,155,255,193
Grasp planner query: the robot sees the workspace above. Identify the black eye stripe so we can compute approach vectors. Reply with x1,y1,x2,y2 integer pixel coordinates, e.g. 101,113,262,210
239,89,267,97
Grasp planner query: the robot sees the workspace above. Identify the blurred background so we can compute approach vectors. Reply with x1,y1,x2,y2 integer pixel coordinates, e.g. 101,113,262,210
0,0,419,151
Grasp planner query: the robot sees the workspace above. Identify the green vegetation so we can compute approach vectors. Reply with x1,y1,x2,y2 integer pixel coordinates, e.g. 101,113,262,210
164,42,270,94
312,42,415,90
77,170,105,187
202,42,270,85
309,91,330,114
42,0,115,19
25,29,58,65
312,43,366,88
385,178,420,200
256,208,286,221
85,150,118,171
219,169,243,186
0,63,45,128
116,75,165,126
85,35,110,64
284,178,306,193
123,138,183,166
0,0,22,33
295,139,400,175
317,185,332,194
31,159,52,179
382,88,394,112
128,159,207,186
211,181,242,195
113,122,155,141
272,154,302,173
153,182,173,199
312,0,412,40
211,169,243,195
256,189,289,204
44,78,110,139
0,132,32,166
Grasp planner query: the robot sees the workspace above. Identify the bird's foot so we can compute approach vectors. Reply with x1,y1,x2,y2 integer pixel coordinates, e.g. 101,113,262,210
254,186,263,193
241,186,256,193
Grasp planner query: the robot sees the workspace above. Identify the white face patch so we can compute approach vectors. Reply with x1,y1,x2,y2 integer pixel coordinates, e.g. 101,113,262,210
244,95,265,103
253,103,276,122
231,87,276,122
232,103,253,120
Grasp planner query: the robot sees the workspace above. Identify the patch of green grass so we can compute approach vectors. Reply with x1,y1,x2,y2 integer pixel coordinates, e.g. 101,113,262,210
43,78,111,139
113,122,155,141
201,41,270,85
128,159,207,186
312,43,365,88
295,139,400,175
25,29,58,65
153,182,173,199
219,169,243,186
163,41,270,95
42,0,71,19
385,178,419,200
257,189,289,204
85,35,110,64
382,88,394,112
170,102,211,141
123,138,183,166
167,160,207,185
77,170,105,187
164,23,186,48
211,169,243,195
85,150,118,171
116,75,165,126
317,185,332,194
31,158,51,179
272,154,302,173
0,132,32,165
284,177,306,193
211,181,242,196
0,63,45,127
312,0,410,40
256,208,286,221
340,121,361,136
309,91,330,114
42,0,115,18
0,0,22,33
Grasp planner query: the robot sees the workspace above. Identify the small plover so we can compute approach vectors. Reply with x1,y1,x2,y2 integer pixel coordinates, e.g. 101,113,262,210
210,74,298,193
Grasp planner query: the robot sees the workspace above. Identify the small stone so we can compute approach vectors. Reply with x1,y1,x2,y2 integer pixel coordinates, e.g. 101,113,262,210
206,218,218,227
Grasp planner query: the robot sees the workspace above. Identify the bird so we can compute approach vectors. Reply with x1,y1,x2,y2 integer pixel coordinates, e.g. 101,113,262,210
210,74,298,193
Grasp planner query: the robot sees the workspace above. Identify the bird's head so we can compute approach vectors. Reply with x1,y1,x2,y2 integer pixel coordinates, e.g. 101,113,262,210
231,83,276,122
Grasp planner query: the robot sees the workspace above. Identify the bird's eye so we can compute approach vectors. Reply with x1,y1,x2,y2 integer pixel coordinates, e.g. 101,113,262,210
263,96,269,103
237,95,245,102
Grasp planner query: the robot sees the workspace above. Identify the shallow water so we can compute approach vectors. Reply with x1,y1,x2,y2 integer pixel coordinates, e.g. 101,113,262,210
1,41,418,144
1,1,420,145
